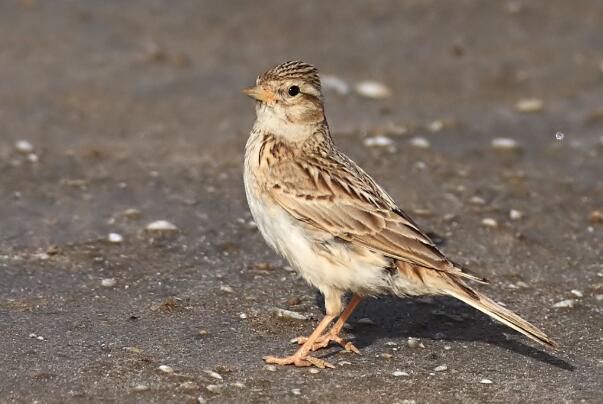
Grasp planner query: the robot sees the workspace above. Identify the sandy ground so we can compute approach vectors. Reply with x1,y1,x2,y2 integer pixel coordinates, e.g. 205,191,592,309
1,1,602,403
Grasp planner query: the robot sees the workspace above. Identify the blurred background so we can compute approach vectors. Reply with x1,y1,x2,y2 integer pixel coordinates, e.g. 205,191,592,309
1,1,602,403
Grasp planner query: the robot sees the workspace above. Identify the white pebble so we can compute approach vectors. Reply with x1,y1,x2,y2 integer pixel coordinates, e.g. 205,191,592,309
321,75,350,95
407,337,422,349
145,220,178,231
339,361,352,366
551,299,576,308
220,285,234,294
470,196,486,205
273,308,308,321
264,365,277,372
204,370,223,380
15,140,34,153
491,137,519,150
480,378,493,384
36,336,45,341
239,313,247,319
197,395,207,404
427,120,444,132
291,388,302,396
27,153,39,163
206,384,223,394
516,98,543,112
392,370,409,377
570,289,583,298
509,209,523,220
309,368,320,374
481,218,498,228
101,278,116,288
433,364,448,372
158,365,174,373
107,233,123,243
232,382,245,388
596,294,603,301
409,136,431,149
364,135,394,147
356,317,375,325
131,384,149,392
355,80,391,99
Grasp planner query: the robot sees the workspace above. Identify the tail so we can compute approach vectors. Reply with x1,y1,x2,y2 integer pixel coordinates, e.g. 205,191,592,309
445,278,558,349
396,262,558,349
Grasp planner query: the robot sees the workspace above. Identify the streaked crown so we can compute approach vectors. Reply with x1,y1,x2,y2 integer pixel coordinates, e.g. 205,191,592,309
259,61,321,93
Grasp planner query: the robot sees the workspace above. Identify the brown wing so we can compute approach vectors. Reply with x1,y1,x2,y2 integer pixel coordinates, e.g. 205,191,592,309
266,151,486,283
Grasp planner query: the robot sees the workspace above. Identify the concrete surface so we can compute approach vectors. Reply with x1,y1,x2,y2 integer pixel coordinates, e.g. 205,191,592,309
1,1,602,403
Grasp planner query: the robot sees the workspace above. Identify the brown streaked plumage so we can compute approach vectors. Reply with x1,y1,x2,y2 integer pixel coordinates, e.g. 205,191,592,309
243,61,557,369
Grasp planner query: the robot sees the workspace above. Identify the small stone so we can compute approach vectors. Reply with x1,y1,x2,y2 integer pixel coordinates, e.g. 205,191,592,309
27,153,39,163
220,285,234,294
273,308,308,321
158,365,174,373
286,296,302,306
433,364,448,372
339,361,352,366
491,137,519,150
309,368,320,374
409,136,431,149
355,80,391,99
364,135,394,147
596,294,603,301
145,220,178,231
204,370,222,380
264,365,277,372
206,384,223,394
232,381,245,388
36,336,44,341
444,345,452,350
470,196,486,205
427,120,444,132
107,233,123,243
239,313,247,319
552,299,576,308
392,370,409,377
321,75,350,95
590,210,603,223
570,289,584,298
407,337,421,349
509,210,523,220
180,381,199,390
101,278,116,288
15,140,34,153
356,317,375,325
481,218,498,228
516,98,543,112
380,353,393,359
480,378,493,384
131,384,149,392
291,388,302,396
515,281,529,288
197,395,207,404
122,208,142,219
198,329,209,336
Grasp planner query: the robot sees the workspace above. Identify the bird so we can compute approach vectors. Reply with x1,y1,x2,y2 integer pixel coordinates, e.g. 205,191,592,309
242,60,557,369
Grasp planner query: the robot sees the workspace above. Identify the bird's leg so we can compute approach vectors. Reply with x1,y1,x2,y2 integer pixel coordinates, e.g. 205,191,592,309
295,294,363,354
263,313,336,368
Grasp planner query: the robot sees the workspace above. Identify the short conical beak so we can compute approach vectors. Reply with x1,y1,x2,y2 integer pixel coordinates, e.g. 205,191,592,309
242,85,274,103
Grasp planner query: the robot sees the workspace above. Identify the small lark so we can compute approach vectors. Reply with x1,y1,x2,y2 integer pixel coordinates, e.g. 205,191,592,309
243,61,557,369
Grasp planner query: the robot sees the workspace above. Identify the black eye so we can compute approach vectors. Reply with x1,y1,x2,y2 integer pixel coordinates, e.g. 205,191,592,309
288,85,300,96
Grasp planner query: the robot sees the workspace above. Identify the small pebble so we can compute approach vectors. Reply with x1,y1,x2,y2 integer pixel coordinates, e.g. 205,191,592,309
339,361,352,366
122,208,142,219
199,329,209,336
407,337,422,349
491,137,519,150
552,299,576,308
264,365,277,372
433,365,448,372
273,308,308,321
158,365,174,373
570,290,583,298
596,294,603,301
392,370,409,377
27,153,39,163
197,396,207,404
204,370,223,380
385,341,398,346
590,210,603,223
291,388,302,396
481,218,498,228
364,135,394,147
145,220,178,231
101,278,116,288
180,381,199,390
355,80,391,99
321,75,350,95
409,136,431,149
220,285,234,294
380,353,393,359
206,384,223,394
356,317,375,325
15,140,34,153
107,233,123,243
309,368,320,374
480,378,493,384
239,313,247,319
36,336,44,341
232,382,245,388
470,196,486,205
516,98,543,112
427,120,444,132
444,345,452,350
131,384,149,392
509,209,523,220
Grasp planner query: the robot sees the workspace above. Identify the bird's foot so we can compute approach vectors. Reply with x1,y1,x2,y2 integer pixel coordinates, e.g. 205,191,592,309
263,353,335,369
292,333,361,354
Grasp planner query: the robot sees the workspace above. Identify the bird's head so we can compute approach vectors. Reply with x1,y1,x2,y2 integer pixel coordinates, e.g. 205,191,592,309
243,61,325,139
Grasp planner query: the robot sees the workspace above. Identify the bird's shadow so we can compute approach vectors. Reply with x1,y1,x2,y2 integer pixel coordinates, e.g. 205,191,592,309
315,292,575,371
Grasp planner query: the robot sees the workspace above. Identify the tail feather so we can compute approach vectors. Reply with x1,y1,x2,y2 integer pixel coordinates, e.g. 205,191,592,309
396,262,558,349
445,278,558,349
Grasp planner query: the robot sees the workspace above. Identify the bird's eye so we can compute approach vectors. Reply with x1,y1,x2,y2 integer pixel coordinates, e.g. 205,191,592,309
288,85,300,96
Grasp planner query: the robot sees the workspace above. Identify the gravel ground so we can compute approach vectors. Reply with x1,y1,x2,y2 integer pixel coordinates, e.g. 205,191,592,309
1,1,602,403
